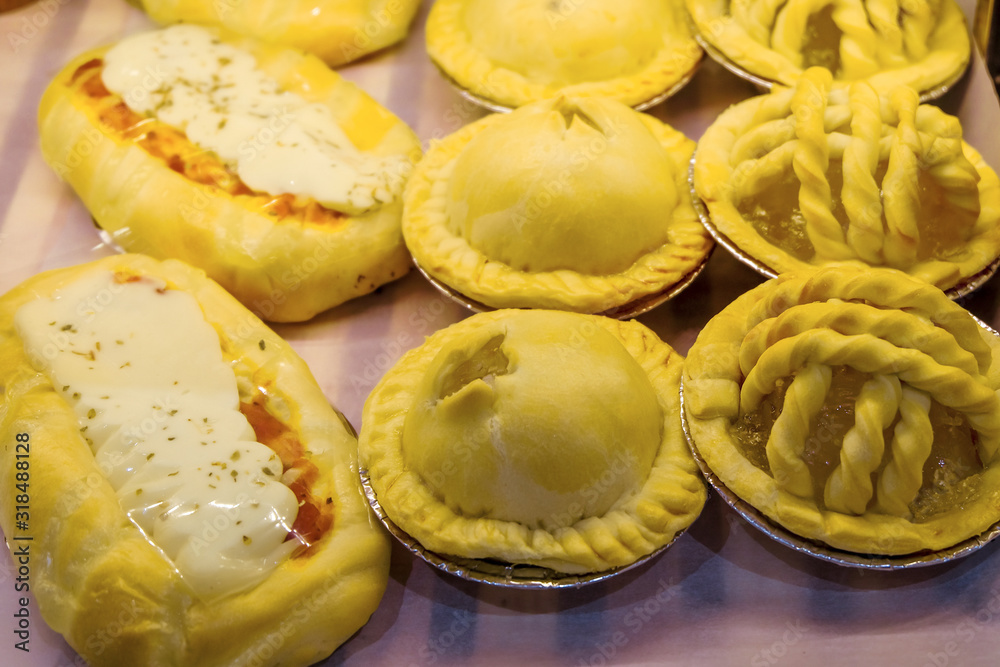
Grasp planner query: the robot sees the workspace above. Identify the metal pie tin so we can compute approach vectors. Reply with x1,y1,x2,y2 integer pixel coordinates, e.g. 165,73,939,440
678,378,1000,569
688,158,1000,301
430,55,704,114
691,31,969,103
359,469,687,588
412,248,712,320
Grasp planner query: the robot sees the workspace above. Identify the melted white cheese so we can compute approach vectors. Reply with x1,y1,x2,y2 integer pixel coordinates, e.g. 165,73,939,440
15,270,300,600
100,24,406,215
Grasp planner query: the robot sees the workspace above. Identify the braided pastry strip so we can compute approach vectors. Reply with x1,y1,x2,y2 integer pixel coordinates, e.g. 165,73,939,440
842,82,884,263
740,329,1000,463
739,301,983,380
790,68,854,261
876,387,934,517
765,363,831,498
824,374,902,514
742,269,993,373
883,87,924,267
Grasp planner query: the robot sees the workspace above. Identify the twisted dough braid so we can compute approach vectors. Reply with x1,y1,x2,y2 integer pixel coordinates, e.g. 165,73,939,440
742,268,993,373
790,68,855,260
766,363,831,498
824,374,902,514
876,387,934,517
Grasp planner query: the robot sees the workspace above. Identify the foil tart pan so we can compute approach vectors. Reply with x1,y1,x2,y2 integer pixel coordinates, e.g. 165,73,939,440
688,158,1000,301
678,380,1000,569
359,469,688,588
691,31,968,103
430,55,704,114
412,249,712,321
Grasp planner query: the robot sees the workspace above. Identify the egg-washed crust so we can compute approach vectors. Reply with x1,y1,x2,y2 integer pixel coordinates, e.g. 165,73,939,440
0,254,390,667
403,113,713,313
127,0,421,67
692,74,1000,292
359,310,707,574
685,0,970,94
682,267,1000,556
38,29,422,323
425,0,703,109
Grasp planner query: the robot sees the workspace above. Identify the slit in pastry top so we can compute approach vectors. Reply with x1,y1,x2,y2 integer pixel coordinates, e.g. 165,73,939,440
99,24,407,216
14,269,302,600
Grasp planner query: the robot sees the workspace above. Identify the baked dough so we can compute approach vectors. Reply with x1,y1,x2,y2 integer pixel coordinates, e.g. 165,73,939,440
683,266,1000,555
693,67,1000,293
0,254,389,666
38,26,422,322
426,0,702,109
403,96,713,314
127,0,421,66
359,309,707,574
686,0,970,94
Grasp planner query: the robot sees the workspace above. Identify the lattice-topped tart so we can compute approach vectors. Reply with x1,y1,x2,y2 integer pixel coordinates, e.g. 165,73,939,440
685,0,970,96
359,309,707,576
683,267,1000,557
426,0,702,110
692,67,1000,294
403,95,713,315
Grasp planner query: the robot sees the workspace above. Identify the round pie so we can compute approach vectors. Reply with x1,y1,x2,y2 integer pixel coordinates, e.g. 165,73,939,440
683,266,1000,556
426,0,702,109
685,0,970,96
359,309,707,575
693,67,1000,294
403,95,713,315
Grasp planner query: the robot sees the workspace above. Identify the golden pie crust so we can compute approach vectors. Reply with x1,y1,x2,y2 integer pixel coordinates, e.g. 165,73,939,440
693,67,1000,293
359,309,707,575
683,266,1000,556
128,0,421,66
686,0,970,94
426,0,702,109
403,96,713,314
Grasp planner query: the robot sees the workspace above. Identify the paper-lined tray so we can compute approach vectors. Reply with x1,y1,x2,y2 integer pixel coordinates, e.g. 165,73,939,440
2,0,1000,665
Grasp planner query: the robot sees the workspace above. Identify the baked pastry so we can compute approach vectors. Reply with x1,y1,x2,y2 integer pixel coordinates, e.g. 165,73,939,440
693,67,1000,294
683,266,1000,557
0,254,389,666
403,95,713,315
686,0,970,96
426,0,702,109
38,24,422,322
359,309,707,575
127,0,421,66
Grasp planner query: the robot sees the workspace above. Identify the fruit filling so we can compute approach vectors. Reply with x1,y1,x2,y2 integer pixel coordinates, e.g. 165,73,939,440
800,5,843,76
732,365,983,518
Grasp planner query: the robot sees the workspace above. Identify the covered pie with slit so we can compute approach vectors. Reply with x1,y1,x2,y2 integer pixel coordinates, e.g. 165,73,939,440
683,267,1000,556
426,0,702,109
685,0,970,94
693,67,1000,293
403,95,713,314
359,309,707,575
